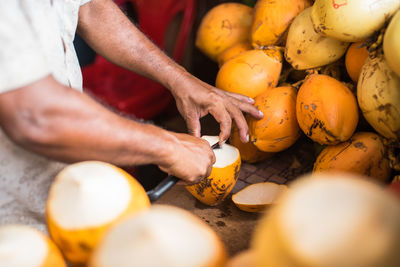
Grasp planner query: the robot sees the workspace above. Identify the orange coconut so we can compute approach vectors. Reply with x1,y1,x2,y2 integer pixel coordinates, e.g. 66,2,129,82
186,136,241,206
0,225,66,267
229,122,274,163
46,161,150,265
251,0,312,48
313,132,391,182
296,74,358,145
216,48,283,99
252,173,400,267
249,86,300,152
217,42,252,67
345,42,368,83
196,3,252,61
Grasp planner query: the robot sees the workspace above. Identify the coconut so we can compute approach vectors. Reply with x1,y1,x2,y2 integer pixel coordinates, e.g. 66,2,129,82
0,225,66,267
313,132,392,182
229,122,274,163
46,161,150,265
249,86,300,152
89,205,226,267
216,48,283,99
217,42,252,68
296,74,358,145
186,136,241,206
251,0,312,48
357,51,400,141
252,173,400,267
232,182,288,213
195,3,252,61
345,42,369,83
226,250,255,267
311,0,400,42
384,10,400,77
285,8,349,70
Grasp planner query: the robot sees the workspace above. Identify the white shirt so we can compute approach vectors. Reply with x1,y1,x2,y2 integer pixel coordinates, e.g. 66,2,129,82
0,0,91,233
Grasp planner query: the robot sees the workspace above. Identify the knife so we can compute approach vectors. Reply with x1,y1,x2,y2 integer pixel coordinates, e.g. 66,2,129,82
146,141,221,202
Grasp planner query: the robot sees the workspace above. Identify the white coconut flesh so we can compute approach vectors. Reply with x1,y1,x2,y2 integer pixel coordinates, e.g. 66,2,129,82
201,136,239,168
48,161,132,230
0,225,48,267
91,205,222,267
232,183,287,205
278,175,400,266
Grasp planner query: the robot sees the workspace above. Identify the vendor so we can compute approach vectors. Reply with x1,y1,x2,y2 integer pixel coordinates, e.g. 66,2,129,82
0,0,262,231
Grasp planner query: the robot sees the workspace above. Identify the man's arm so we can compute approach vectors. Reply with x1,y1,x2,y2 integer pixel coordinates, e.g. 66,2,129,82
0,76,215,183
76,0,263,143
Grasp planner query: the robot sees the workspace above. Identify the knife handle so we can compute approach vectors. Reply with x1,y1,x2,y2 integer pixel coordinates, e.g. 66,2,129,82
146,175,179,202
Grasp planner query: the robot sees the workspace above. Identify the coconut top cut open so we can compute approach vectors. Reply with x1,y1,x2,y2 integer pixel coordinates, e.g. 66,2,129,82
276,174,400,266
0,225,51,267
47,161,135,230
90,205,226,267
202,135,240,168
233,182,288,206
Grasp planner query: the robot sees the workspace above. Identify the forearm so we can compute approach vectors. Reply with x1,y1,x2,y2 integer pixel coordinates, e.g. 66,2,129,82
77,0,185,91
0,76,176,166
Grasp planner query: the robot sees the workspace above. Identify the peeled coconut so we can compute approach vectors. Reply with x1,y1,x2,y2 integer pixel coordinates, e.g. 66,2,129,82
232,182,288,212
89,205,226,267
357,51,400,141
226,250,255,267
313,132,391,182
249,86,300,152
345,42,369,83
311,0,400,42
195,3,252,61
384,10,400,77
217,42,252,67
285,8,349,70
216,48,283,99
229,122,274,163
296,74,358,145
0,225,66,267
186,136,241,206
46,161,150,265
251,0,312,48
252,173,400,267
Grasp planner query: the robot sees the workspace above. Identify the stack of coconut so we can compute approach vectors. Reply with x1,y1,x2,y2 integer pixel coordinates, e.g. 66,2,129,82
196,0,400,187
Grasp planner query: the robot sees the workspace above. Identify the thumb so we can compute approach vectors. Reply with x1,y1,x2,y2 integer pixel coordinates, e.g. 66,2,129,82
186,116,201,137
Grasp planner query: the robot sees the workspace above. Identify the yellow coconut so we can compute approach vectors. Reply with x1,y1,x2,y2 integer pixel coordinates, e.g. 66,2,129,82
46,161,150,265
226,250,255,267
252,173,400,267
250,86,300,152
0,225,66,267
285,8,349,70
195,3,253,61
345,42,369,83
384,10,400,77
311,0,400,42
186,136,241,206
229,122,274,163
217,42,252,68
216,48,283,99
232,182,288,212
89,205,226,267
296,74,359,145
251,0,312,48
313,132,391,182
357,51,400,141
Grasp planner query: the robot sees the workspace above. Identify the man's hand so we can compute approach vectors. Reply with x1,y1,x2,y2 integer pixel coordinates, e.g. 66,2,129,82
159,132,216,184
169,72,263,144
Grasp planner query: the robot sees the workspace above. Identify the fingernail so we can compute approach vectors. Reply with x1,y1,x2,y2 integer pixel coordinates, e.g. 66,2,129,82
259,110,264,117
248,97,255,104
246,134,249,143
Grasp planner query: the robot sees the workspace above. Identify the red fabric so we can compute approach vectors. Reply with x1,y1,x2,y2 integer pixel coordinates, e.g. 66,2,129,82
82,0,195,119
